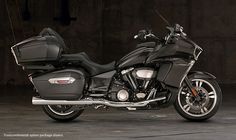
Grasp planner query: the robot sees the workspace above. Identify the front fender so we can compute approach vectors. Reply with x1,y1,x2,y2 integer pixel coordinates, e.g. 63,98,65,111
187,71,216,79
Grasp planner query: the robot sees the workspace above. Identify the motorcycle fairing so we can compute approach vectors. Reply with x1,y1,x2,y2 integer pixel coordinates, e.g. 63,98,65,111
145,37,199,88
155,58,194,88
146,38,201,62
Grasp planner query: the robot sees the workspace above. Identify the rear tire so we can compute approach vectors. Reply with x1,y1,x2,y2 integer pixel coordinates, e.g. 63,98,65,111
174,78,222,121
42,105,84,122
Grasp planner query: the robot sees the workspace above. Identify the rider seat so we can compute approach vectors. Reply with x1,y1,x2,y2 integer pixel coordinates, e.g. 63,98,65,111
61,52,115,76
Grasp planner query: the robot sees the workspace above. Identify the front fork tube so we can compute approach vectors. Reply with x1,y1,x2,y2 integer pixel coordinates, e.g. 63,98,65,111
184,77,201,101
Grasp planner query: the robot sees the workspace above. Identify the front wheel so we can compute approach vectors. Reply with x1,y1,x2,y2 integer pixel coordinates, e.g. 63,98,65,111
42,105,84,122
174,77,222,121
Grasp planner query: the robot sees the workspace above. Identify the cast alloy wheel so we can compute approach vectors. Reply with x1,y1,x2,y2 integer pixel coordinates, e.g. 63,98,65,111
174,77,222,121
42,105,84,122
179,79,217,117
47,105,75,116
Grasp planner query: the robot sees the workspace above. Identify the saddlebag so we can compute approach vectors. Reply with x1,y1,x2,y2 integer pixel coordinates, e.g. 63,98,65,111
31,69,85,100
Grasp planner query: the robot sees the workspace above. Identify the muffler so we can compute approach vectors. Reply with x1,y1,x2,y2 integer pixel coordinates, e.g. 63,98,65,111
32,96,166,107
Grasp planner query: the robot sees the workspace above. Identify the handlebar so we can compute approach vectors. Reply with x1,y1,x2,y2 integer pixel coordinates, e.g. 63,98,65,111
134,24,187,44
134,29,160,42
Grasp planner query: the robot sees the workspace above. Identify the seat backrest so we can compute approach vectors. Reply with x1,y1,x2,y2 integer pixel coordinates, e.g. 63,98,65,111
39,28,67,51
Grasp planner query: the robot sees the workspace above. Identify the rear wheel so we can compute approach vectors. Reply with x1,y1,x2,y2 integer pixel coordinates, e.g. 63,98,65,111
174,78,222,121
42,105,84,122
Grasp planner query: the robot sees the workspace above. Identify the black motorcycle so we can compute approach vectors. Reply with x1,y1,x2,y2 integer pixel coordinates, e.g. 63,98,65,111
11,24,222,122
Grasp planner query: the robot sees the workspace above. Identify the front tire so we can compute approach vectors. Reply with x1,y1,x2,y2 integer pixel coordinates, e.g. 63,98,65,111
174,78,222,121
42,105,84,122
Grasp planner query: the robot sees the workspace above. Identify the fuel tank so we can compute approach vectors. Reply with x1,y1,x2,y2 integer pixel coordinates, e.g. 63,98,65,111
117,42,155,68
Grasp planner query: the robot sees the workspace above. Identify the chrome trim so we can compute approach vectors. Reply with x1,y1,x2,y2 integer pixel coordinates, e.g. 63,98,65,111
32,96,166,107
144,80,150,89
146,88,157,100
117,89,129,101
136,93,146,99
136,69,154,79
194,46,203,60
48,77,76,84
121,68,134,75
47,105,74,116
127,74,137,89
89,94,106,97
179,60,195,87
127,107,137,110
11,46,19,65
178,79,217,117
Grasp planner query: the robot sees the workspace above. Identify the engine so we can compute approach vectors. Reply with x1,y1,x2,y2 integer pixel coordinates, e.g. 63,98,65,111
108,79,130,102
108,67,156,102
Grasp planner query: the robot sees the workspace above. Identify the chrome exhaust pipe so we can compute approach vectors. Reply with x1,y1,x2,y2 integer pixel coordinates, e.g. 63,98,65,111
32,96,166,107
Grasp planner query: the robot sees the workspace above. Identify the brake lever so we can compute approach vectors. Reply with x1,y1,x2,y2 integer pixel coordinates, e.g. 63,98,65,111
134,35,138,39
144,33,157,39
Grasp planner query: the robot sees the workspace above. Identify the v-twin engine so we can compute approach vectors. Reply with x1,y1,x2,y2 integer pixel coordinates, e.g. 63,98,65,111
108,67,157,102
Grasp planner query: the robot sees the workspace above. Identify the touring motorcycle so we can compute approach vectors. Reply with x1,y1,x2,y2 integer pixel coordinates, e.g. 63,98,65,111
11,24,222,121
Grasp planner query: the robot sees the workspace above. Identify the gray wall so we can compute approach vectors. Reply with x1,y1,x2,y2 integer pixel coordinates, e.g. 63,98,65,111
0,0,235,85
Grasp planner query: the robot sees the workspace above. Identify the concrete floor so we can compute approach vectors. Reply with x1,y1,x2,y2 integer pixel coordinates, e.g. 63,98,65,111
0,85,236,140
